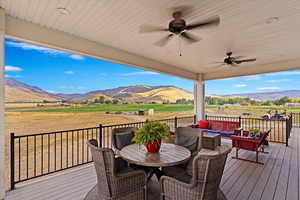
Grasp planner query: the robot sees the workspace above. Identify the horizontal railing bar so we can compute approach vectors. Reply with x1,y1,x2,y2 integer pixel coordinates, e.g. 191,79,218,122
14,127,99,138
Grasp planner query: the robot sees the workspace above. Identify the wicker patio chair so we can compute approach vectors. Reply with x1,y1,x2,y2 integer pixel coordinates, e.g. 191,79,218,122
174,127,202,155
84,139,147,200
111,127,154,180
111,127,137,154
160,145,232,200
162,127,202,177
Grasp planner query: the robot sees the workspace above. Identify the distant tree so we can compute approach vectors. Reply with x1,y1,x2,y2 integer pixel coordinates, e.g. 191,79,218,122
112,99,119,104
105,100,112,104
162,100,170,104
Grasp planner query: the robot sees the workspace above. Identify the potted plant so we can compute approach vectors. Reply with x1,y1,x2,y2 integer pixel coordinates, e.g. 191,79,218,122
132,121,171,152
249,127,261,139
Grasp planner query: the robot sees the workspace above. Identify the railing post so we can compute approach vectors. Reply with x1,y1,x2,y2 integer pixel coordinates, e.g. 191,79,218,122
10,133,15,190
174,117,177,129
99,124,103,148
286,118,289,146
193,115,197,124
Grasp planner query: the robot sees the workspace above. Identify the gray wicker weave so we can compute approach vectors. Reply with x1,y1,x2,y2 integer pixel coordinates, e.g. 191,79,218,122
111,127,137,153
84,139,147,200
174,127,202,154
162,127,202,176
160,145,232,200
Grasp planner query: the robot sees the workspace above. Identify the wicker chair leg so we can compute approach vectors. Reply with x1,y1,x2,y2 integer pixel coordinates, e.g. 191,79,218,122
144,185,147,200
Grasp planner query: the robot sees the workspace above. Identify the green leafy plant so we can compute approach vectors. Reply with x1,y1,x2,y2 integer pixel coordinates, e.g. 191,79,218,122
132,121,171,144
249,127,260,133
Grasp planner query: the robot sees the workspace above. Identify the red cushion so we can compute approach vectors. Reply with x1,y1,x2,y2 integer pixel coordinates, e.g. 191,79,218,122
198,120,209,129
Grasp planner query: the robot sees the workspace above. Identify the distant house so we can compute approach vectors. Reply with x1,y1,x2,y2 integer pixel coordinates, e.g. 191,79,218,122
240,102,251,106
285,103,300,107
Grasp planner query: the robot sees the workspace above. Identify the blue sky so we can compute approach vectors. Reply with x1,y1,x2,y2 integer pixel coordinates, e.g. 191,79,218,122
5,38,300,95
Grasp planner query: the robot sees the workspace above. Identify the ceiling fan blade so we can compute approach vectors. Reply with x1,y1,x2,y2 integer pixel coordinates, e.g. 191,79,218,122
186,15,220,30
234,56,244,59
154,34,174,46
210,61,224,64
235,58,257,64
169,5,193,18
181,32,201,44
231,63,239,67
139,25,169,33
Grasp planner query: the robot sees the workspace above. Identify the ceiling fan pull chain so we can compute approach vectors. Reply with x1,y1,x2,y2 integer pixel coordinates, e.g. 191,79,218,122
178,35,182,56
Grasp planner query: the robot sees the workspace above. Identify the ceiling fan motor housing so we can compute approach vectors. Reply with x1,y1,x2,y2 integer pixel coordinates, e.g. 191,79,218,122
224,57,233,64
169,19,186,34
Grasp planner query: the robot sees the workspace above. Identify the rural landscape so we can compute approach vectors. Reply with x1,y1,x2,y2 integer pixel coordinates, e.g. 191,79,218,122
5,78,300,189
5,78,300,135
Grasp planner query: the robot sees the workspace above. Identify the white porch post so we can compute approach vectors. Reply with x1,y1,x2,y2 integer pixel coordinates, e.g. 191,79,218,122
0,8,5,200
194,74,205,122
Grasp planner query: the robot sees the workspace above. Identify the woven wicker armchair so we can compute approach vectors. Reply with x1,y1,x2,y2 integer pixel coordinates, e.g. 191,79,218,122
162,127,202,177
160,145,231,200
112,127,137,154
84,139,147,200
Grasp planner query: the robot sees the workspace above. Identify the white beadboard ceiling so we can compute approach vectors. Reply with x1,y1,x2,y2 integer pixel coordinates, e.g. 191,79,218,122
2,0,300,80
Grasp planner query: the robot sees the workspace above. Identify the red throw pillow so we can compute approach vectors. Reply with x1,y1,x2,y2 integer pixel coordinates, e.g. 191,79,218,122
198,120,209,129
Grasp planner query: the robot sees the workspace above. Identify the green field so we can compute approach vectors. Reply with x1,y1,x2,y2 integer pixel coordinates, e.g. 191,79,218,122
25,104,194,112
11,103,300,116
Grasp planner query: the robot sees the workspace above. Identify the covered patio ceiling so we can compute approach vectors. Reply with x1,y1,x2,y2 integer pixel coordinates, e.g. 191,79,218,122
2,0,300,80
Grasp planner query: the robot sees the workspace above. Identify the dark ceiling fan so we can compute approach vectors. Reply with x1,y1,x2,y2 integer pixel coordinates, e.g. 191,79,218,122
139,6,220,47
214,52,257,67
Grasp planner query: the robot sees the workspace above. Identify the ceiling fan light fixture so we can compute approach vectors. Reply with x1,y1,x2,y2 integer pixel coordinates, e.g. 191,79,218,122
265,17,279,24
57,7,71,15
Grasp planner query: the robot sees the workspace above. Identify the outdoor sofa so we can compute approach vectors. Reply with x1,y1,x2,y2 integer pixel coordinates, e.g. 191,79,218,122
191,120,242,137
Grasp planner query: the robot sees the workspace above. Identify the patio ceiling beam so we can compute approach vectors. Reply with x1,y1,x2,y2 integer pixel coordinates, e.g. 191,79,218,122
5,15,197,81
0,8,4,200
203,59,300,80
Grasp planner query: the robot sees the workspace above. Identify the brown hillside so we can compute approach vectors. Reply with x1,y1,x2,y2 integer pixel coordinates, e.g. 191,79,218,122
5,86,59,102
137,87,193,103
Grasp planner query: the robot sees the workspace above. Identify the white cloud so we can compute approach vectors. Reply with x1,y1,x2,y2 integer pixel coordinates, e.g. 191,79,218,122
243,75,261,81
121,71,159,76
5,65,23,72
6,41,67,55
5,74,22,78
266,71,300,76
7,41,84,60
256,87,280,91
65,71,74,75
69,54,84,60
234,84,248,88
265,79,290,83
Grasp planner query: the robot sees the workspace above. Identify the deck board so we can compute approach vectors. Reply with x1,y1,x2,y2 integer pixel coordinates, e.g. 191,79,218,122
6,128,300,200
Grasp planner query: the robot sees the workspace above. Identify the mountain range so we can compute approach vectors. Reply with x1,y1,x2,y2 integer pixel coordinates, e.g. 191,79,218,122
4,79,193,103
225,90,300,100
5,79,300,103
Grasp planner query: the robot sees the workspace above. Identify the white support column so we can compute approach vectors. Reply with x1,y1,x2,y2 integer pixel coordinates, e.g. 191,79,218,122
0,8,5,200
194,74,205,122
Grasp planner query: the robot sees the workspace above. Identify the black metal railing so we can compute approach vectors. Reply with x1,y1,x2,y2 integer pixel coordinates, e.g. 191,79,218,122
291,113,300,127
10,114,295,189
206,114,293,145
10,116,194,189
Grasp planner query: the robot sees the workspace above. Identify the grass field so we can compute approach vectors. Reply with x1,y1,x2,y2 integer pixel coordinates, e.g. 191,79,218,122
5,104,300,189
18,103,300,117
23,104,194,112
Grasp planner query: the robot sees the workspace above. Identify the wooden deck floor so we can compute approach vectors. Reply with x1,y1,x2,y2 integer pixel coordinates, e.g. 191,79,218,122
6,128,300,200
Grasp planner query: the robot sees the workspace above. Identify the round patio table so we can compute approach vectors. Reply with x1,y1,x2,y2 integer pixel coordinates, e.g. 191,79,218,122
120,143,191,179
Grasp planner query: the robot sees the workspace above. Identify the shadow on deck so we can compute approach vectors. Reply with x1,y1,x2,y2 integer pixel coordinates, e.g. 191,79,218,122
6,128,300,200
